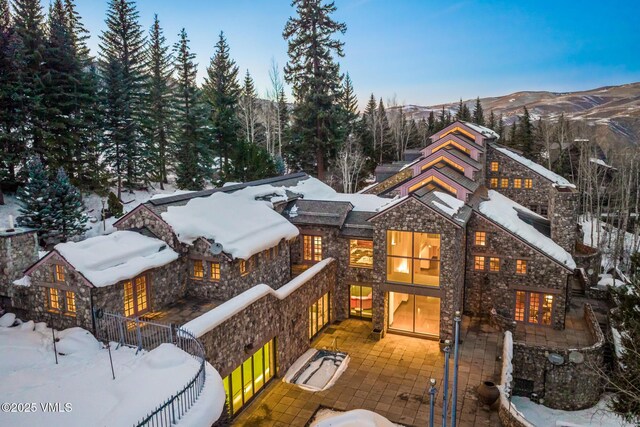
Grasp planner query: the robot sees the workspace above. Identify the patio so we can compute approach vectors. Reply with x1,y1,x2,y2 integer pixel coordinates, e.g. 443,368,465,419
233,317,502,426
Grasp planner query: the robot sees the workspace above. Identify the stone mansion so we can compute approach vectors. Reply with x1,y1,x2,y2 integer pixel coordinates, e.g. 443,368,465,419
1,121,602,418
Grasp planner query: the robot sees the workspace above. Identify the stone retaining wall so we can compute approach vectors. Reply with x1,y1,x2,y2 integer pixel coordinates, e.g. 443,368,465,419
197,259,337,379
511,303,605,410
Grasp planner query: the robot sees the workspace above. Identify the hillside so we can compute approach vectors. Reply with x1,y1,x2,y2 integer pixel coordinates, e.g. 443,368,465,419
397,82,640,150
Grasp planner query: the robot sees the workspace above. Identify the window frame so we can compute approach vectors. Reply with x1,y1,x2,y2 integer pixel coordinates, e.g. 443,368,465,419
489,257,500,272
515,291,554,326
53,264,65,282
302,235,323,263
513,178,522,189
500,178,509,188
490,178,498,188
348,239,374,269
386,231,441,287
209,262,221,282
473,255,486,271
524,178,533,189
45,287,76,317
516,259,528,275
191,259,204,280
474,231,486,246
490,161,499,172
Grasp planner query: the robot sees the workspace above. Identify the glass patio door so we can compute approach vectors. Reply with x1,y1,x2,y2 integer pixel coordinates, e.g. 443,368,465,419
124,275,149,317
349,285,373,320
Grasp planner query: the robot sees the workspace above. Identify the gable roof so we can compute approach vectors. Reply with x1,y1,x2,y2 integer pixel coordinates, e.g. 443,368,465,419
368,193,469,227
490,143,575,187
476,190,575,269
282,199,353,227
26,231,179,288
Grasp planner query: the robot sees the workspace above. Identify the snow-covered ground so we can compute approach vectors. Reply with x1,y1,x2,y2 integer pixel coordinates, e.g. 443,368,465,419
0,315,224,427
310,408,403,427
580,214,640,272
511,395,633,427
284,348,349,392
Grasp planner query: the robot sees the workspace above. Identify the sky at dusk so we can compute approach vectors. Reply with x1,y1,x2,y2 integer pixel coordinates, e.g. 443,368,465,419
68,0,640,107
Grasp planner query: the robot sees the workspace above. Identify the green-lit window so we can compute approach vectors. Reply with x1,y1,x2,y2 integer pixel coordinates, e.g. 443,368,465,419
223,338,276,417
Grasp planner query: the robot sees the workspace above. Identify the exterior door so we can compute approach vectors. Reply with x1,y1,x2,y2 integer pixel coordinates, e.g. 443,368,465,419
124,275,149,317
515,291,554,326
349,285,373,320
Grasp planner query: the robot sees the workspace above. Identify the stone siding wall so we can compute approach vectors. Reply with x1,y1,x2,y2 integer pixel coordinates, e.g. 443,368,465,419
370,198,465,340
485,146,554,212
115,206,180,249
465,212,570,329
0,230,39,302
185,239,290,301
549,189,579,255
197,259,337,379
363,168,413,195
512,304,605,410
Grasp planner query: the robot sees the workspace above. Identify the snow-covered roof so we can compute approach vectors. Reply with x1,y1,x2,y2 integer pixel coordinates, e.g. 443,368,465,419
54,231,179,287
479,190,576,269
431,191,465,217
589,158,615,169
462,121,500,140
161,191,299,259
282,176,400,212
492,145,575,187
183,258,334,337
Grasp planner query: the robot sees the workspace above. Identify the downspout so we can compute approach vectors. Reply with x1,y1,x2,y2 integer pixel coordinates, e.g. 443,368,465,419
90,289,97,336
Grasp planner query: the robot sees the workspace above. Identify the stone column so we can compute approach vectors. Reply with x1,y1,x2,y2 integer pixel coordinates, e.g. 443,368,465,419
548,187,578,256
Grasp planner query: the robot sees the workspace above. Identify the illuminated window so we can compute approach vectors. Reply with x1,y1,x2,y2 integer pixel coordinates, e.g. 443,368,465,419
421,156,465,173
222,338,276,416
272,243,279,258
408,175,458,195
47,288,60,312
474,231,486,246
438,126,475,141
430,139,471,155
65,291,76,315
309,292,330,340
524,178,533,189
349,239,373,268
209,262,220,281
489,257,500,272
53,264,65,282
386,231,440,286
473,256,485,271
513,178,522,189
490,161,499,172
123,275,148,317
490,178,498,188
500,178,509,188
192,259,204,280
303,235,322,262
239,259,248,276
516,259,527,274
515,291,554,326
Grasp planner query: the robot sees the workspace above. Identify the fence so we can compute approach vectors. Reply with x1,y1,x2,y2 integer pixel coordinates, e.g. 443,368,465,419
93,310,207,427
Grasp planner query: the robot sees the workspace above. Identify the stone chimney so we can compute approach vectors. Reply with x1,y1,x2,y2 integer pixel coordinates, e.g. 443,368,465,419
548,186,578,256
1,224,39,302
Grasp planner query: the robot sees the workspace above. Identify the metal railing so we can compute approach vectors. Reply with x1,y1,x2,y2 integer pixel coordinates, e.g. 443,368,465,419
93,311,207,427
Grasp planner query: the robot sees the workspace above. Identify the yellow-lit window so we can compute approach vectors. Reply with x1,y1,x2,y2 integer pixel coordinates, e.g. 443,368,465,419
524,179,533,189
123,275,148,317
303,235,322,262
474,231,486,246
515,291,525,321
47,288,60,311
513,178,522,189
490,178,498,188
192,259,204,280
209,262,220,281
516,259,527,274
430,139,471,155
421,156,465,173
489,257,500,272
500,178,509,188
438,126,475,141
273,243,279,258
349,239,373,268
135,276,148,313
473,256,485,271
124,281,134,317
408,175,458,195
239,259,247,276
54,264,65,282
490,161,499,172
65,291,76,315
386,231,440,286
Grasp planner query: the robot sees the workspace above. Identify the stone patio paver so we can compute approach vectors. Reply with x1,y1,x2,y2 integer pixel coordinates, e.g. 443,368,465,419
234,317,502,426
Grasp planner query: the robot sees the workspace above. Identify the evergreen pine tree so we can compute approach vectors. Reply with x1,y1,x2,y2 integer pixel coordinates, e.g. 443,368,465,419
202,32,241,181
144,14,174,189
360,94,378,174
427,111,436,136
276,88,289,159
0,0,29,187
488,110,496,130
497,113,505,140
518,106,535,159
173,29,210,190
472,97,485,126
49,167,87,242
12,0,47,159
376,98,392,163
283,0,347,180
508,121,518,148
438,106,447,131
16,157,53,234
99,0,147,196
238,70,259,145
